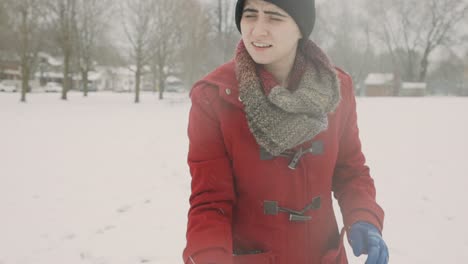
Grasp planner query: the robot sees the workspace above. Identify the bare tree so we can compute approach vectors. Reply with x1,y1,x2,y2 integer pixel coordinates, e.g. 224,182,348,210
366,0,468,82
418,0,468,81
215,0,238,62
313,0,374,86
196,0,238,71
427,50,465,95
6,0,45,102
0,1,10,33
46,0,78,100
120,0,156,103
179,0,212,87
75,0,111,97
311,1,337,49
364,0,406,84
148,0,187,100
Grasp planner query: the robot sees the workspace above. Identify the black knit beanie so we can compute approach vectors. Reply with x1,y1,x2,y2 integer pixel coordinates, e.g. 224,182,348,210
235,0,316,39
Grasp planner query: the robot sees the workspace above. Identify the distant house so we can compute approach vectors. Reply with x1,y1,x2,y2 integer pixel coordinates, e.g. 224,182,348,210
2,68,21,81
96,66,152,92
34,71,64,84
0,52,21,82
35,52,64,87
95,67,133,92
38,52,62,68
399,82,426,97
73,71,103,92
364,73,396,96
165,76,186,92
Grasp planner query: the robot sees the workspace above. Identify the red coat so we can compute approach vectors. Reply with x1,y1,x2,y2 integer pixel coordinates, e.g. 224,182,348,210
183,60,384,264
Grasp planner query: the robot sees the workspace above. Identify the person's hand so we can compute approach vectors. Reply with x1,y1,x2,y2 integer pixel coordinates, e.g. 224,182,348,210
349,221,389,264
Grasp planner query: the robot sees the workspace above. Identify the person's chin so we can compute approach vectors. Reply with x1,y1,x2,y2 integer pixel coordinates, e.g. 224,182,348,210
248,53,273,65
252,58,271,65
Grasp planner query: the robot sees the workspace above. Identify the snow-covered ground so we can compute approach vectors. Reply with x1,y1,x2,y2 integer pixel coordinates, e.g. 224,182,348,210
1,92,467,264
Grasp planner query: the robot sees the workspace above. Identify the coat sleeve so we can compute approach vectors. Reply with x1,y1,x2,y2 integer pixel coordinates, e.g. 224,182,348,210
332,71,385,233
183,83,236,264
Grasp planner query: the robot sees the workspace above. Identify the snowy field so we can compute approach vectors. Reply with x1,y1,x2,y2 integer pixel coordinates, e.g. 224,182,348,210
1,92,467,264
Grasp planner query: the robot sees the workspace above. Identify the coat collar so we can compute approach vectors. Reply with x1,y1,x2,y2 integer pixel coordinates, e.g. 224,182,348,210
194,60,302,110
193,39,327,111
196,59,244,109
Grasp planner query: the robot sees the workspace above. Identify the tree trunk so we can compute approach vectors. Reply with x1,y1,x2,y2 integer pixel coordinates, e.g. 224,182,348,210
135,66,141,103
151,68,157,93
20,64,28,103
158,77,164,100
158,66,164,100
217,0,222,34
82,68,88,97
419,46,431,82
404,50,416,82
20,8,28,103
62,51,70,100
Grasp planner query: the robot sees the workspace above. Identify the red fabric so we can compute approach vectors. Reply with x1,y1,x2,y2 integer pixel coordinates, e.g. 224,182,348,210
186,248,229,264
183,61,385,264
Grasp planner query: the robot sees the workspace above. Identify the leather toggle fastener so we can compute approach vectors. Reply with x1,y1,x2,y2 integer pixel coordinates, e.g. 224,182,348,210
263,196,321,222
259,147,294,161
288,141,324,169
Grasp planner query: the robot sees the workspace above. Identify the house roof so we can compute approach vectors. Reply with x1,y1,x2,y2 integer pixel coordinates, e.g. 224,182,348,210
364,73,394,85
112,67,134,76
38,52,62,66
166,75,182,83
87,71,101,81
401,82,427,90
34,71,102,81
34,72,62,79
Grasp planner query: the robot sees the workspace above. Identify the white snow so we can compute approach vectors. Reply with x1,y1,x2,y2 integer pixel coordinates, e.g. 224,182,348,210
1,92,467,264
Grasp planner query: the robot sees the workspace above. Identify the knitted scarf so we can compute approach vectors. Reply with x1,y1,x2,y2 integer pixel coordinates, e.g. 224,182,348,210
235,40,341,156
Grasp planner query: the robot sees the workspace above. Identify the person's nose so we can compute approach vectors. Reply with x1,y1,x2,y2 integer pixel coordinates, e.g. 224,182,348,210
251,18,269,38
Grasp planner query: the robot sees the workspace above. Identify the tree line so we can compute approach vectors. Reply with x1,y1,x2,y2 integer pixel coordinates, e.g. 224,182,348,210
0,0,467,103
314,0,468,95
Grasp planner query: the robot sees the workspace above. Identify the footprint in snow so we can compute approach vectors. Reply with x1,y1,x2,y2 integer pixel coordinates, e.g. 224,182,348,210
96,225,116,234
62,233,76,240
80,251,108,264
117,205,132,213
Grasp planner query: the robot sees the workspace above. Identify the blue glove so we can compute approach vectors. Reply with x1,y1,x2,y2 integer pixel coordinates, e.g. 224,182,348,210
349,221,389,264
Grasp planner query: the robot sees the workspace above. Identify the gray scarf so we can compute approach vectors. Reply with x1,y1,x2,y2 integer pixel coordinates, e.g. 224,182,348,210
235,40,341,156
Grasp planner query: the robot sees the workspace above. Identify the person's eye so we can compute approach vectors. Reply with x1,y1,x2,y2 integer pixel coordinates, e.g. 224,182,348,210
270,16,283,21
243,14,256,18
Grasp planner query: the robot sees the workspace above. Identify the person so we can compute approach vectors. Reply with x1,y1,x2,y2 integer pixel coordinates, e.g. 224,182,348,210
183,0,389,263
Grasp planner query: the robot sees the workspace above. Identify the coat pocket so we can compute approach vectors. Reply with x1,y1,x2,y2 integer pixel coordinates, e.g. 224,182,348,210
233,251,276,264
321,227,348,264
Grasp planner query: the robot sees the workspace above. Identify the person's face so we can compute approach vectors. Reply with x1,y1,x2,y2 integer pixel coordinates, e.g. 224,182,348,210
240,0,302,67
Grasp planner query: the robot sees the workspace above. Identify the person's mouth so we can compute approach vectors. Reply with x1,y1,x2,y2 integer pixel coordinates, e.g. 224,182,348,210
252,42,273,48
